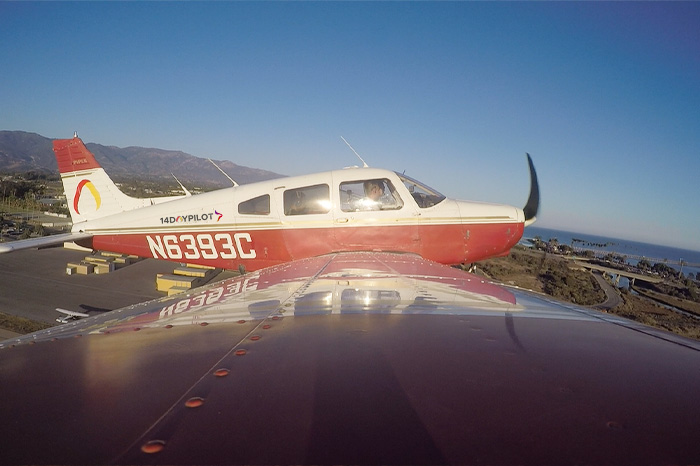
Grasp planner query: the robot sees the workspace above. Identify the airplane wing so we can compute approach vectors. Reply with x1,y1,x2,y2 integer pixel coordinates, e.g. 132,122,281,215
55,308,90,318
1,252,699,465
0,231,93,253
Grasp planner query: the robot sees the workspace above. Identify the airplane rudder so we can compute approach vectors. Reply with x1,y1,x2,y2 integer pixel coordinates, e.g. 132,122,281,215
54,135,116,223
54,134,153,222
53,135,102,174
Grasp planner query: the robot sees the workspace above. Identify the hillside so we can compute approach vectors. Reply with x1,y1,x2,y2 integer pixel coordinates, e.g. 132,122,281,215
0,131,282,188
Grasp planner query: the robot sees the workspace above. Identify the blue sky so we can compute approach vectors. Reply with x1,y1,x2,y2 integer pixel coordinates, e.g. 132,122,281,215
2,2,699,251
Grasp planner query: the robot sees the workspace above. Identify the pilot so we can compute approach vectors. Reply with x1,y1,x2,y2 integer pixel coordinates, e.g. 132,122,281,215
362,180,385,210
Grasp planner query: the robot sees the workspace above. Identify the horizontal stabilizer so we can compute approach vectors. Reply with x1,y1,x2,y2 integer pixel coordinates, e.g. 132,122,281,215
0,232,93,254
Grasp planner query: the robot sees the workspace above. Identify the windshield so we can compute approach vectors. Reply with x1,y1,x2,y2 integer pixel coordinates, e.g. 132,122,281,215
396,173,446,208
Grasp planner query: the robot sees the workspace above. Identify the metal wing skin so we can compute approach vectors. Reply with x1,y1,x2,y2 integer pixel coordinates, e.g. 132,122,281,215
1,252,699,465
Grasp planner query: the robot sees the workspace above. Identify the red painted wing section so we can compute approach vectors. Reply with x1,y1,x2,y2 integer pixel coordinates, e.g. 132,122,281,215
1,252,699,465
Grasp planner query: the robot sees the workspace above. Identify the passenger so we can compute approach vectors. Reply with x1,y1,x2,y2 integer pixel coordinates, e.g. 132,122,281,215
286,190,307,215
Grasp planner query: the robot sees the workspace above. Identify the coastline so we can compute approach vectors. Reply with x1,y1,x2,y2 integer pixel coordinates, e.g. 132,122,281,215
524,226,700,275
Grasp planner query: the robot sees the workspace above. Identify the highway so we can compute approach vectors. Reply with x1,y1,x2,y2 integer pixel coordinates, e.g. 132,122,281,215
574,260,663,284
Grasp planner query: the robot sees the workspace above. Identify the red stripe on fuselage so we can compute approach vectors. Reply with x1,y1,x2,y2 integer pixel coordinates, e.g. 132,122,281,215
89,222,523,271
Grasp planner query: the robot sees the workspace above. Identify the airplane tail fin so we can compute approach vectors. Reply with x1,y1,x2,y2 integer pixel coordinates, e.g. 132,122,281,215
54,134,184,224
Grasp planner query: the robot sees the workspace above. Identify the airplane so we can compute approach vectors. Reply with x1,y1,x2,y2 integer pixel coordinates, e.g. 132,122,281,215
0,134,539,270
54,307,90,324
0,135,699,465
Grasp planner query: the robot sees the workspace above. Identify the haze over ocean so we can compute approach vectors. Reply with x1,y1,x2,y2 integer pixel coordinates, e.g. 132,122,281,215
525,226,700,277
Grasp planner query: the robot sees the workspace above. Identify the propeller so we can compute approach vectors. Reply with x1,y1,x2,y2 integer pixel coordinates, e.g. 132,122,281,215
523,153,540,227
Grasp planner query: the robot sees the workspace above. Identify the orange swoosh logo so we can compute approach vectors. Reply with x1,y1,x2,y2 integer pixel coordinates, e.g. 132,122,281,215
74,180,101,214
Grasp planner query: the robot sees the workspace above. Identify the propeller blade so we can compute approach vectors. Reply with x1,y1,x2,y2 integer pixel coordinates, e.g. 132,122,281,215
523,153,539,226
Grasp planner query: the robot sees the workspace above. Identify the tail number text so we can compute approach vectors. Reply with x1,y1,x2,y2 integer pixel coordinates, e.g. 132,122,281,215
146,233,256,260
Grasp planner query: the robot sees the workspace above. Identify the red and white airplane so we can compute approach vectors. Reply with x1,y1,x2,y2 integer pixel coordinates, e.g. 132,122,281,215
0,134,539,269
1,135,699,466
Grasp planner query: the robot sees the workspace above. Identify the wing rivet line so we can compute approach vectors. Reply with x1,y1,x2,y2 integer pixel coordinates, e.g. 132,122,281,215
213,368,230,377
234,349,247,356
141,440,165,454
185,397,205,408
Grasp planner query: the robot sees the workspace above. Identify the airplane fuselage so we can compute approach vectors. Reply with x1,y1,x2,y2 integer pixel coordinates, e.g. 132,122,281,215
73,167,524,271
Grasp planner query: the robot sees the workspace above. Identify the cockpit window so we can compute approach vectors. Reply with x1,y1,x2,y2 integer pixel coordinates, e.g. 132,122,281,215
339,179,403,212
396,173,446,208
284,184,331,215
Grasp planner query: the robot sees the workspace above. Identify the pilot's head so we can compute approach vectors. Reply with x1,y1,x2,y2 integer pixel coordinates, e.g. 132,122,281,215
364,180,384,201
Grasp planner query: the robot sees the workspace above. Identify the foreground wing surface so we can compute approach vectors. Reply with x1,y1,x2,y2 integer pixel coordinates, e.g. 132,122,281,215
1,252,699,465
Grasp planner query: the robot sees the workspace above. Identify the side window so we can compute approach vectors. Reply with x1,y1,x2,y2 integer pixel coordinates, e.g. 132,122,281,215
339,179,403,212
238,194,270,215
284,184,330,216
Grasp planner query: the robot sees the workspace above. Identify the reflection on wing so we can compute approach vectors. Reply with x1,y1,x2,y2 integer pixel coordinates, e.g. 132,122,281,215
1,252,699,465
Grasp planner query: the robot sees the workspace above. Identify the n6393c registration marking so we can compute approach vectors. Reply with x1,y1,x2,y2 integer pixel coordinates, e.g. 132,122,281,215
146,233,256,260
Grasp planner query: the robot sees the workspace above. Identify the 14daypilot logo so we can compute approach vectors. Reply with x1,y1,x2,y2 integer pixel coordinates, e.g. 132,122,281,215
160,210,223,224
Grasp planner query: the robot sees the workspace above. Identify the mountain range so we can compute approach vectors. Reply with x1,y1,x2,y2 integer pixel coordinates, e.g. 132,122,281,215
0,131,282,188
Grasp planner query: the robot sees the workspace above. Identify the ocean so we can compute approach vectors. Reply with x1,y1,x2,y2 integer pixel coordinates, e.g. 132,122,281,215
523,226,700,278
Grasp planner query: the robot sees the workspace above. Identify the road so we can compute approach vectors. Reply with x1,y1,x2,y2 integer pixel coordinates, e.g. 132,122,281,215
590,271,622,310
574,260,663,284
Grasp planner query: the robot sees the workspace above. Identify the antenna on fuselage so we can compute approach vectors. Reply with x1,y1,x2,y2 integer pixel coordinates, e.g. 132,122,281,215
340,136,369,168
171,173,192,196
208,159,239,187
